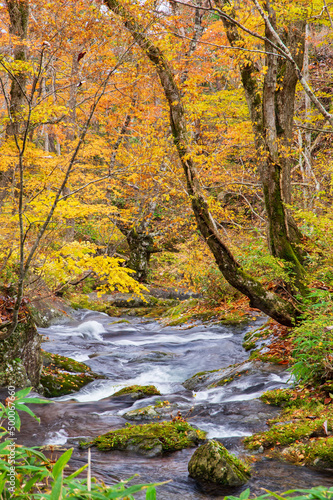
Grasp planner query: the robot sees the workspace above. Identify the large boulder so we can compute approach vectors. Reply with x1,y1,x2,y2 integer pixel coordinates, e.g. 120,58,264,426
0,311,42,389
84,421,206,457
188,440,251,486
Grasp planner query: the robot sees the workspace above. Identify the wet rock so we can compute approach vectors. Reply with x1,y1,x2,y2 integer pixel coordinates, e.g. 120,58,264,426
188,439,251,486
183,360,287,391
129,351,176,363
40,352,104,397
85,420,206,456
111,385,161,400
26,275,74,327
123,401,178,421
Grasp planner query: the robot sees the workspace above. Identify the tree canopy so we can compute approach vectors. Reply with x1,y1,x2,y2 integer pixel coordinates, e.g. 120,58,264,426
0,0,333,328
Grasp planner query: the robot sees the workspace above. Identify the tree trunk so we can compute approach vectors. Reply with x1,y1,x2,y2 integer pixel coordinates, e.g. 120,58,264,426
103,0,301,326
5,0,29,137
216,0,305,280
0,1,29,211
126,229,154,282
116,202,157,283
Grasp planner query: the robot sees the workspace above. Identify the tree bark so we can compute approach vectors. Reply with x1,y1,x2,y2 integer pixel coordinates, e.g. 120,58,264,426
116,202,157,283
103,0,301,326
0,1,29,211
5,0,29,136
216,0,305,280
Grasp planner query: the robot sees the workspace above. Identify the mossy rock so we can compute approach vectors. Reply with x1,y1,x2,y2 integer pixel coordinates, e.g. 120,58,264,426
70,295,121,317
260,388,295,407
111,385,161,400
0,306,42,389
40,371,97,398
183,368,222,391
84,420,206,457
42,351,93,373
123,401,178,421
188,440,251,486
40,352,104,397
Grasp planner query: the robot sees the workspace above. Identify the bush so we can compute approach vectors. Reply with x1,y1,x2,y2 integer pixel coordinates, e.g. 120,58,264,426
290,311,333,384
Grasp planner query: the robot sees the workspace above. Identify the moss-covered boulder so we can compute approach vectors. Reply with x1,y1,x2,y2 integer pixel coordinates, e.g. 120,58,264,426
0,304,42,389
111,385,161,400
84,421,206,457
40,352,104,397
188,440,251,486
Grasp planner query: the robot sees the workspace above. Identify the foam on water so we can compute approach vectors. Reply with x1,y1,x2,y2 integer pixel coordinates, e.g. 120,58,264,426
43,428,68,445
57,379,124,402
76,321,106,341
57,363,192,402
112,331,233,347
196,422,252,439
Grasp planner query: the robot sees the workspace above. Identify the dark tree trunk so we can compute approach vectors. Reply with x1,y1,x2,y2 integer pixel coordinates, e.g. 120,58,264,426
216,0,306,282
126,229,154,282
104,0,302,326
116,202,157,283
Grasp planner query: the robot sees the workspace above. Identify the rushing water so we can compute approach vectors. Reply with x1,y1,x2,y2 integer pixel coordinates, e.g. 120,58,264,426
17,309,333,498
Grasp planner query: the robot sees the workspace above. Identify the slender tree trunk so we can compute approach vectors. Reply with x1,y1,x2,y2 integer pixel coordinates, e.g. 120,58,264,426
5,0,29,137
0,0,29,210
216,0,305,281
103,0,301,326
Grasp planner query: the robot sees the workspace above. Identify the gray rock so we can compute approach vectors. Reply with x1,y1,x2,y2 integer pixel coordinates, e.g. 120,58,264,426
183,360,287,391
126,437,163,457
188,440,251,486
123,403,178,421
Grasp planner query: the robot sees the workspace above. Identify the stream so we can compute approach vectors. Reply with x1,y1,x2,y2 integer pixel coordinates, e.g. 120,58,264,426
17,309,333,498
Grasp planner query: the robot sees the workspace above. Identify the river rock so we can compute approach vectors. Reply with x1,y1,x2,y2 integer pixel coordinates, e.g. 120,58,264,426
88,420,207,457
110,385,161,401
188,440,251,486
123,402,178,421
183,360,287,391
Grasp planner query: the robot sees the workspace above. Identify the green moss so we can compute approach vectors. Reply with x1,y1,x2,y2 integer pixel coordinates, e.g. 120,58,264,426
188,440,251,486
112,385,161,397
260,388,294,406
42,351,92,373
40,371,97,398
84,421,206,453
282,437,333,468
108,319,131,324
70,295,121,316
41,351,103,397
218,313,249,325
244,414,332,450
188,368,221,380
208,372,240,389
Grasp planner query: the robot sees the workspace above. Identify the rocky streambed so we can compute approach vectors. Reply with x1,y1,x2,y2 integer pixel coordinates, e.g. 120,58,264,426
15,308,333,498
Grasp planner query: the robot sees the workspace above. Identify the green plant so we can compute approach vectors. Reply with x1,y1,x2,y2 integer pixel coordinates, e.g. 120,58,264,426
290,311,333,384
0,387,160,498
225,486,333,500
